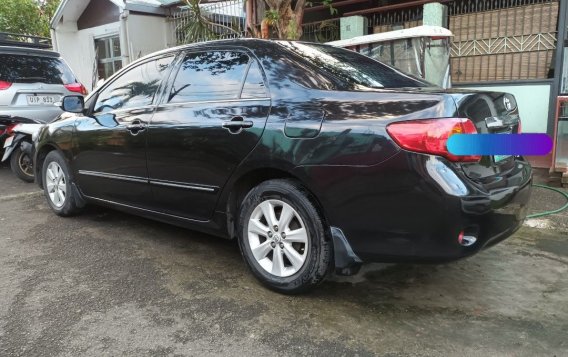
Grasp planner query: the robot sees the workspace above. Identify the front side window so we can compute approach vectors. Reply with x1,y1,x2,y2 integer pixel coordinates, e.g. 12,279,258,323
169,51,250,103
94,56,173,113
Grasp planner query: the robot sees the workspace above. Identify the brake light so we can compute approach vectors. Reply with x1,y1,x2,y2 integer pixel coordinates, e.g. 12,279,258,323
64,83,88,95
0,81,12,90
6,124,17,135
517,120,522,134
386,118,481,162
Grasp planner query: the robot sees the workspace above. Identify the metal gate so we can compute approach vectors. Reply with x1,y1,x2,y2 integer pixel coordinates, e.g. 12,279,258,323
168,0,246,46
448,0,559,83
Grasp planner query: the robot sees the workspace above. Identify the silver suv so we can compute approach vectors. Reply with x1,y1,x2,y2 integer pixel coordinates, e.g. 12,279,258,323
0,46,86,123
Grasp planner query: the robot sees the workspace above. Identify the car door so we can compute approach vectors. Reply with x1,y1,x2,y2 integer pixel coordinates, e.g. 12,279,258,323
74,54,175,208
147,49,271,221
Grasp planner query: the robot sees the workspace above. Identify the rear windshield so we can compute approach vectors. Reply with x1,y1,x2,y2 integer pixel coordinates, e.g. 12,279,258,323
277,42,430,90
0,54,77,85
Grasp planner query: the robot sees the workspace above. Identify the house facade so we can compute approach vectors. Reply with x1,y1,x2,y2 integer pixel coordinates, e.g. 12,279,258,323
50,0,177,90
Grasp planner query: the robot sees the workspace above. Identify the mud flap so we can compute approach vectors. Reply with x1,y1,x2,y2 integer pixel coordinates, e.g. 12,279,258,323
331,227,363,276
71,183,88,208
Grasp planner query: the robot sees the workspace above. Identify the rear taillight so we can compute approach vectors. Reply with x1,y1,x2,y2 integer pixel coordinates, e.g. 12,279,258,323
0,80,12,90
386,118,481,162
64,83,88,95
6,124,18,135
517,120,522,134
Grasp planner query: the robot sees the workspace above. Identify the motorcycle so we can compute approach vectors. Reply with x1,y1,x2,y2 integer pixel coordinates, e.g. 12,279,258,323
1,116,44,183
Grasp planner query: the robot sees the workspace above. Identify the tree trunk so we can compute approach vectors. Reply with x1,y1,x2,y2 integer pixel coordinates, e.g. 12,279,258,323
264,0,306,40
261,19,270,39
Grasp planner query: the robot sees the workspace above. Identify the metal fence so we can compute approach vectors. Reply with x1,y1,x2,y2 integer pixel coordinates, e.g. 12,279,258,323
301,6,423,43
169,0,246,46
301,19,340,42
368,6,423,33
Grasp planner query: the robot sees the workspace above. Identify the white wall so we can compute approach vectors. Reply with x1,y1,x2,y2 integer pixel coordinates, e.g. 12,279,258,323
54,22,121,91
125,14,172,63
53,13,172,91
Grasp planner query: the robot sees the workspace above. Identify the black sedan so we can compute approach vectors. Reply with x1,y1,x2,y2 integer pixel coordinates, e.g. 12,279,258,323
34,39,532,293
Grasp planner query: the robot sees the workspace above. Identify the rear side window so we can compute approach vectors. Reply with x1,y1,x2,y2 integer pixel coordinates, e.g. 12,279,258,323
277,42,430,89
169,51,249,103
94,56,173,113
0,54,76,85
241,61,268,99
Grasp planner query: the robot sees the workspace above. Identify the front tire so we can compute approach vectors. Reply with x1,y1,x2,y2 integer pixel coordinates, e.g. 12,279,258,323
42,150,81,216
10,146,34,183
237,179,333,294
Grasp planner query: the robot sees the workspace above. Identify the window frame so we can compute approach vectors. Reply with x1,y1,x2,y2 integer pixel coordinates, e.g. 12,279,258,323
160,47,270,106
240,59,270,99
94,35,123,80
89,53,177,116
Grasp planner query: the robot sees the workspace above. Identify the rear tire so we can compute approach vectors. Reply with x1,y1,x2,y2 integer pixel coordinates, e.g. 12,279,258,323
10,147,34,183
42,150,81,216
237,179,333,294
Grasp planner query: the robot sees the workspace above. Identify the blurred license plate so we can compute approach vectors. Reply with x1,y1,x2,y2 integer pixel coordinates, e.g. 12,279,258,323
493,155,511,163
27,95,56,105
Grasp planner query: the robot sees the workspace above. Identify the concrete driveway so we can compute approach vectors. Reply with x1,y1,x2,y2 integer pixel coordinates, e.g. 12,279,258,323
0,165,566,356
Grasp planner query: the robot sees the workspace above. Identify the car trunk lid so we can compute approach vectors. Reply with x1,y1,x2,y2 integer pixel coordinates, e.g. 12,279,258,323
384,87,522,181
447,89,521,181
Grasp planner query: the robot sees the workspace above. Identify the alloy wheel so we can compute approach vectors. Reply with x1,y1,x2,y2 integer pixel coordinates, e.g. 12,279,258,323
248,199,309,277
45,162,67,208
18,153,34,177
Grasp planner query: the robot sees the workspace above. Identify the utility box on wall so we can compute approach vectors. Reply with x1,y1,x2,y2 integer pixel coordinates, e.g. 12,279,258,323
340,16,368,40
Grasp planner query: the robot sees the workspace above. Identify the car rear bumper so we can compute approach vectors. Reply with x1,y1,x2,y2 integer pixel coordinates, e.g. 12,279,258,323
297,152,532,264
0,107,62,123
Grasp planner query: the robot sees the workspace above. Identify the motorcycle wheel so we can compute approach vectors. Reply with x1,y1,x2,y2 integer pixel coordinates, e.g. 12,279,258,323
10,147,35,183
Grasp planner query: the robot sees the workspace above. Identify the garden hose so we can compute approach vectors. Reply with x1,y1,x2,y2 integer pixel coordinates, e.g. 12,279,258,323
526,184,568,219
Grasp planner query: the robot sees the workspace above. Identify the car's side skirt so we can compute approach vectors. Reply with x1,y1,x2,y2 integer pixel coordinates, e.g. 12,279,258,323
82,194,230,239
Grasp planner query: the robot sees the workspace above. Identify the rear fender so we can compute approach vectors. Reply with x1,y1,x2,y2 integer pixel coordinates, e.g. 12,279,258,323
14,123,44,136
1,133,28,162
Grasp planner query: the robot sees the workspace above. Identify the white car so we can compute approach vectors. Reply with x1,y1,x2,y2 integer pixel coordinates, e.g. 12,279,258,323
0,46,87,123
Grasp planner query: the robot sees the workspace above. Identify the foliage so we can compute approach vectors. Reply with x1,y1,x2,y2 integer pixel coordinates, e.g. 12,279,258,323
181,0,240,43
261,0,334,40
264,9,279,26
0,0,61,38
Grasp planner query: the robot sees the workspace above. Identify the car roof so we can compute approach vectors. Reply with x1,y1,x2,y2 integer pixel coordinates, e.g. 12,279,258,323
0,46,61,58
132,38,308,64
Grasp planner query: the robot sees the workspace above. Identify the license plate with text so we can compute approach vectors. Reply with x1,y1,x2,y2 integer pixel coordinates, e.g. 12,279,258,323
27,95,56,105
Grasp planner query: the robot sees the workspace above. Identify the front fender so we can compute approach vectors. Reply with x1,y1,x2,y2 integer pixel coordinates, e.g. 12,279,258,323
34,117,77,188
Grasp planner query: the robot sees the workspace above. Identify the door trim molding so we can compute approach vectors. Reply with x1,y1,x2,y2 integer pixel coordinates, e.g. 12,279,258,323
78,170,148,184
77,170,217,192
149,179,217,192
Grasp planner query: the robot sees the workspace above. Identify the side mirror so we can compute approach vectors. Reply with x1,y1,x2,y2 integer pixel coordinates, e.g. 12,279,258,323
58,95,84,113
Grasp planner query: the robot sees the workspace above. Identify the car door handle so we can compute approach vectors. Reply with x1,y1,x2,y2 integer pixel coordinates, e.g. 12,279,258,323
222,116,253,133
126,119,146,135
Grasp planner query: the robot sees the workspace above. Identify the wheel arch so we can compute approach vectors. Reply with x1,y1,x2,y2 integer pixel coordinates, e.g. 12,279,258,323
223,166,330,241
35,143,69,189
